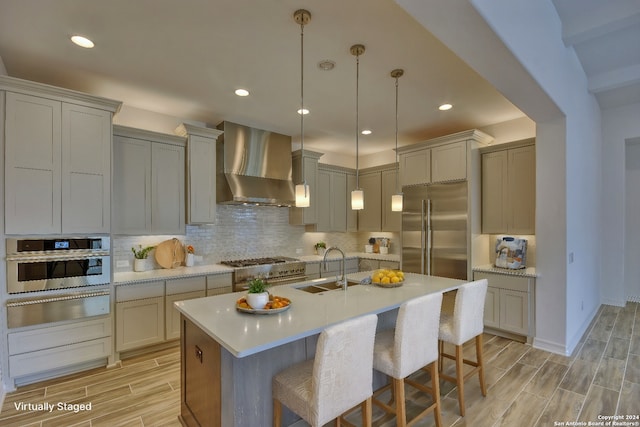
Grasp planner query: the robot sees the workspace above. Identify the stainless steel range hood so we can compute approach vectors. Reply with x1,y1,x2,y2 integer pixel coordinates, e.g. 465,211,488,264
216,121,295,206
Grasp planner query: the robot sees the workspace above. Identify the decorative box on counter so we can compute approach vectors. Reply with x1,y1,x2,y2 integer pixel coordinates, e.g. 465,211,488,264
495,236,527,269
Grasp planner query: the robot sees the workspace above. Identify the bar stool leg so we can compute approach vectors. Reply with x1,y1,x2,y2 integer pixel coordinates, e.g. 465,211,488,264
455,344,465,417
394,378,407,427
476,335,487,396
363,397,372,427
430,362,443,427
273,398,282,427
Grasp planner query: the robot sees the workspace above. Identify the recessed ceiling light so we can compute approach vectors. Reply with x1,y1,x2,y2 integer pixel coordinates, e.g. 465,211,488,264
439,103,453,111
70,35,94,48
297,108,309,115
361,129,372,135
235,89,249,97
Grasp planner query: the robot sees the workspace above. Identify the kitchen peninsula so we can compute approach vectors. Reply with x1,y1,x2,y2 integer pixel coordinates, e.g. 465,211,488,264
174,271,468,427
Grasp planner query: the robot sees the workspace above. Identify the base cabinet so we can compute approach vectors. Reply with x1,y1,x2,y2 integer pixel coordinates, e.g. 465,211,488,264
358,259,400,272
474,271,535,339
7,317,111,379
115,297,164,352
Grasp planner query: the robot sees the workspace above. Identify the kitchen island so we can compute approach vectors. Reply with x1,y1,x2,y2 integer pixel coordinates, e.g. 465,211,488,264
174,271,467,427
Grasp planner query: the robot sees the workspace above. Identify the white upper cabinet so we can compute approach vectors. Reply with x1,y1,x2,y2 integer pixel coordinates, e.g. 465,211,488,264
397,130,492,189
176,124,223,224
481,140,535,234
113,126,185,235
315,165,349,232
61,103,112,233
399,149,430,187
2,77,120,235
431,141,467,183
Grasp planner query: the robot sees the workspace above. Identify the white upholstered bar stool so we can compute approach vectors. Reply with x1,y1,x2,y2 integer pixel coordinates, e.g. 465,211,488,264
438,279,488,416
272,314,378,427
372,293,444,427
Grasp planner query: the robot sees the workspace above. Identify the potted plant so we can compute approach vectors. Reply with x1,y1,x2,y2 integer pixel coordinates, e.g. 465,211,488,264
131,245,155,272
246,277,270,309
314,241,327,256
185,245,195,267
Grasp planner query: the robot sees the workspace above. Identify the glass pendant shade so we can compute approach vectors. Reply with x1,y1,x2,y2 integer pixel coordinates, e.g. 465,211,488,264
391,193,403,212
351,189,364,210
295,183,310,207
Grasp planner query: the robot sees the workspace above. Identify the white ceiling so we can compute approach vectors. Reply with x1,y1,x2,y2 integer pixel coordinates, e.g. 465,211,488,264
0,0,637,156
551,0,640,110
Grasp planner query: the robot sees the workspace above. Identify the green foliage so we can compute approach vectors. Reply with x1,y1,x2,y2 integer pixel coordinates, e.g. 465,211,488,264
314,241,326,249
131,245,155,259
247,278,269,294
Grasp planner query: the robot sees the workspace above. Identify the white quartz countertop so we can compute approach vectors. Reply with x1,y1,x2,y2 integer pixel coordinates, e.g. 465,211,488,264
174,271,466,358
472,264,537,278
114,264,233,285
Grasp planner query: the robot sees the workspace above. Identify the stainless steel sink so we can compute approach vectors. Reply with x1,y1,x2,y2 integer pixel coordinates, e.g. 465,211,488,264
296,279,360,294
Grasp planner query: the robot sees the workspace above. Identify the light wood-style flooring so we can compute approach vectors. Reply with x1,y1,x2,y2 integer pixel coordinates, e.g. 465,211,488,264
1,302,638,427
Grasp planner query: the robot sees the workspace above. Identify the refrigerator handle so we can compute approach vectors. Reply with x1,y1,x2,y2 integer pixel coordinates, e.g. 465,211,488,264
420,200,426,275
426,199,431,276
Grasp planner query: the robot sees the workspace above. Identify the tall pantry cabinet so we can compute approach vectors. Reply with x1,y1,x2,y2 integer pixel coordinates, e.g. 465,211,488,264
1,76,121,234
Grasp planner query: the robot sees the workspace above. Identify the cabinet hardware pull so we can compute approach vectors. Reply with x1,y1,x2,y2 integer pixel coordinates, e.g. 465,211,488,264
195,346,203,363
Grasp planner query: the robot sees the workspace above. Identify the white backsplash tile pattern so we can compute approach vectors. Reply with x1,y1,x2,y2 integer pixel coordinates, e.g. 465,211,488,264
113,205,399,272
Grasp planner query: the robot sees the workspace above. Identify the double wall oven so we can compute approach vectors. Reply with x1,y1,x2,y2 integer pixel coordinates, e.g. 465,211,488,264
5,237,111,329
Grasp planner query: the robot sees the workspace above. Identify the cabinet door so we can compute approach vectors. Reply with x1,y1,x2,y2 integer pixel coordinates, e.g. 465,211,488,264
166,290,206,340
331,172,348,232
431,141,466,183
381,169,401,231
379,260,400,270
290,153,319,225
499,289,529,335
508,145,536,234
399,150,430,186
113,136,152,234
61,103,112,233
315,169,332,231
484,286,500,328
5,92,62,234
359,259,379,272
188,134,216,224
481,150,508,233
152,143,185,234
115,296,164,351
358,172,381,231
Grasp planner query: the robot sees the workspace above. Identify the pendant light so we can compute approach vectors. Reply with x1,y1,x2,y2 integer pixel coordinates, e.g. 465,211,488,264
391,69,404,212
294,9,311,208
350,44,365,210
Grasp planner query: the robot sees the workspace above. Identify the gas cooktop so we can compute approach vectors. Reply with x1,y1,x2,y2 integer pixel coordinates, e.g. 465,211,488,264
219,256,299,268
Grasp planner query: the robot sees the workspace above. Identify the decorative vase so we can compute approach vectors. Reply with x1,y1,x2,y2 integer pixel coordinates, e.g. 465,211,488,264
185,253,195,267
246,292,269,310
134,258,148,272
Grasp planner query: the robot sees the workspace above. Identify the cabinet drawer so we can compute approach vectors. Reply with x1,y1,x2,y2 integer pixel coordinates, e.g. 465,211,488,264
116,280,164,301
473,272,531,292
379,260,400,270
9,337,111,378
206,273,232,290
167,276,206,295
8,317,111,355
206,286,233,297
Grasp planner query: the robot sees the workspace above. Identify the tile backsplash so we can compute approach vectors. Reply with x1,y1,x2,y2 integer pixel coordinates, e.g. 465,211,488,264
113,205,398,272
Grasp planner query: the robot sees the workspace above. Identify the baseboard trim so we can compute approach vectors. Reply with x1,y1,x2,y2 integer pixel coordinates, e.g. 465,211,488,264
532,337,569,356
627,295,640,303
601,297,626,307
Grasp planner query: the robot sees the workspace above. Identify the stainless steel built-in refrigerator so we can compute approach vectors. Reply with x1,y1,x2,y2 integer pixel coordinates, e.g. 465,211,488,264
401,182,468,280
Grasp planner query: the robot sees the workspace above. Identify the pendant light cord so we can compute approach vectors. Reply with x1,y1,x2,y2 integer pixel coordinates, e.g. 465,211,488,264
300,17,307,195
355,52,360,189
395,74,399,192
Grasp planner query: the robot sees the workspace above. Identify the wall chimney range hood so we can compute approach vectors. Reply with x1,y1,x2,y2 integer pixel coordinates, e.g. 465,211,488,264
216,121,295,206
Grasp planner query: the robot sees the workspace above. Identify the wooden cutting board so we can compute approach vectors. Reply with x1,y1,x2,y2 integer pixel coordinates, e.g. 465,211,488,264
155,238,185,269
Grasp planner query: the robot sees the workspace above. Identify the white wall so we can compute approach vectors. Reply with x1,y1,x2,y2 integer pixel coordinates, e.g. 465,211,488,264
626,139,640,302
397,0,603,354
602,103,640,304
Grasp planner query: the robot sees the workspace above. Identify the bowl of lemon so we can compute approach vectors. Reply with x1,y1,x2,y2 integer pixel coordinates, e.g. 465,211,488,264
371,269,405,288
